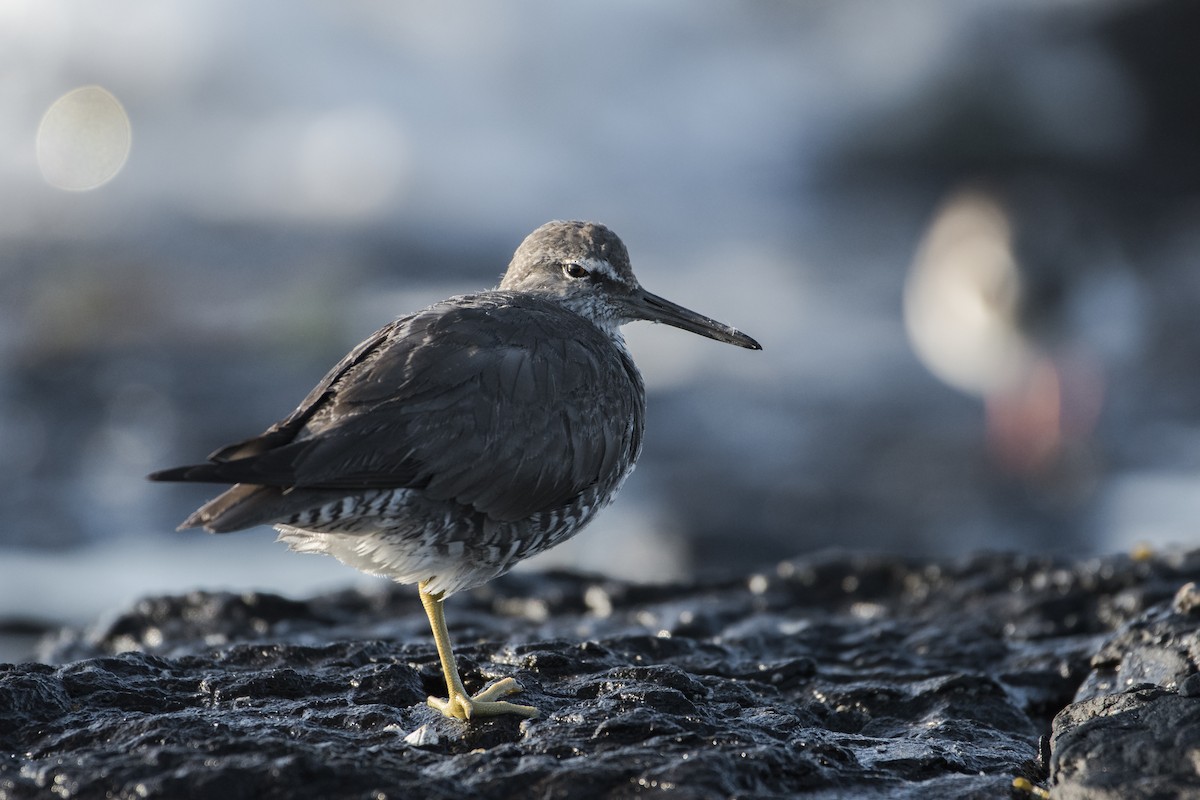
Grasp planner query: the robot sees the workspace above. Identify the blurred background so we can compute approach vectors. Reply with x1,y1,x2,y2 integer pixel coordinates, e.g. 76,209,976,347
3,0,1200,658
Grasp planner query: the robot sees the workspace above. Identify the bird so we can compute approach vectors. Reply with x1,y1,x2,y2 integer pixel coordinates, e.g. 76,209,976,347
150,220,761,720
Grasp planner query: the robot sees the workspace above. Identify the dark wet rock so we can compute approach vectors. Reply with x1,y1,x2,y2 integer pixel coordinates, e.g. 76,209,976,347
2,549,1199,799
1048,580,1200,799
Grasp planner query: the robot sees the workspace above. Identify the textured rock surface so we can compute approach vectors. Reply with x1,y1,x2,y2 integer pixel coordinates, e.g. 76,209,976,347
2,549,1199,799
1048,580,1200,799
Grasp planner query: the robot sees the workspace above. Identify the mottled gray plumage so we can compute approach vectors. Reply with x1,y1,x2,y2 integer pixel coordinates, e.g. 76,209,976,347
152,220,759,719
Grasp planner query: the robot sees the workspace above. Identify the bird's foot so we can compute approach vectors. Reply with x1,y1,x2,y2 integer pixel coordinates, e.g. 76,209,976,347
427,676,539,720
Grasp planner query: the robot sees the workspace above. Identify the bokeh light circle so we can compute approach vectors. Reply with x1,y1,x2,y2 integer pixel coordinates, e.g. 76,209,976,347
37,85,132,191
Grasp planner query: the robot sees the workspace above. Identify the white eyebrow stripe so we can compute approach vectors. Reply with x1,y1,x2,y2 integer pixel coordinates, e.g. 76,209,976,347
579,257,620,282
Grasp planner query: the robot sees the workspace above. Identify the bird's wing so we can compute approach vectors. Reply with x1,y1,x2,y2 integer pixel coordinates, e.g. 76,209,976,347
184,296,644,521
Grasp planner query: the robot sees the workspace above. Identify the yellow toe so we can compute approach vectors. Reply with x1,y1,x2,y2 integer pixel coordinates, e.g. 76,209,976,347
427,678,539,720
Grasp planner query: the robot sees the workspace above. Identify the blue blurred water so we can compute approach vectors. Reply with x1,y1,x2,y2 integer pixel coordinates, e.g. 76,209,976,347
4,0,1200,648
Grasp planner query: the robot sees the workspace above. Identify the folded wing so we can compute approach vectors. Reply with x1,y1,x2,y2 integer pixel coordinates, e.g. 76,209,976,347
151,294,644,523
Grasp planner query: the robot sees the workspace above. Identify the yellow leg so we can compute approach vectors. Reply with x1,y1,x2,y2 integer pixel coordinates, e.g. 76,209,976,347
418,582,539,720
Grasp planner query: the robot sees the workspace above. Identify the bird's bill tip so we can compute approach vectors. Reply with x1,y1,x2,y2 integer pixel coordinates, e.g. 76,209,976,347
632,289,761,350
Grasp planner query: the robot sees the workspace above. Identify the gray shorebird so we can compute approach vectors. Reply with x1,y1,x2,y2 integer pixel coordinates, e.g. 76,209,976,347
151,220,761,720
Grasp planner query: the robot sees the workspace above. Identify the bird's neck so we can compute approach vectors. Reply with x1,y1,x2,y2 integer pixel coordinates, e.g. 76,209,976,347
552,295,626,340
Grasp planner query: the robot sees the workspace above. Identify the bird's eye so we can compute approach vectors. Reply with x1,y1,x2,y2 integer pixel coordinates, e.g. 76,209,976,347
563,262,588,279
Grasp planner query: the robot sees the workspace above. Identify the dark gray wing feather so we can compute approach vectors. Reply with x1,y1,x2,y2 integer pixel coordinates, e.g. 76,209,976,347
204,316,408,463
153,293,645,523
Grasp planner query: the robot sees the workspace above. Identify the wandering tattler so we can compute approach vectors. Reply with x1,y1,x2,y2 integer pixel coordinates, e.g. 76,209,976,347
151,220,761,720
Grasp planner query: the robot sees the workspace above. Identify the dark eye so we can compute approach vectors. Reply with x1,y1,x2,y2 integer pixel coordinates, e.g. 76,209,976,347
562,262,588,279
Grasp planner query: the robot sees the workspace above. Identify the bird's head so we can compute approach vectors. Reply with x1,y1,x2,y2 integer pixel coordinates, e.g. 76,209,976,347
500,220,761,350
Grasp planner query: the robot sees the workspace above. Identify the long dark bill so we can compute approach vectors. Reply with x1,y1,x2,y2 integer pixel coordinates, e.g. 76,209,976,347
632,289,762,350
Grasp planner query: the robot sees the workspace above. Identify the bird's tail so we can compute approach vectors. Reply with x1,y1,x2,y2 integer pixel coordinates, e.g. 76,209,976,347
173,483,283,532
148,463,230,483
164,480,363,534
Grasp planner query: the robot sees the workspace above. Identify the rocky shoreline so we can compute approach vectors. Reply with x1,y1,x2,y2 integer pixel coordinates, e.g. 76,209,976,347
2,549,1198,799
